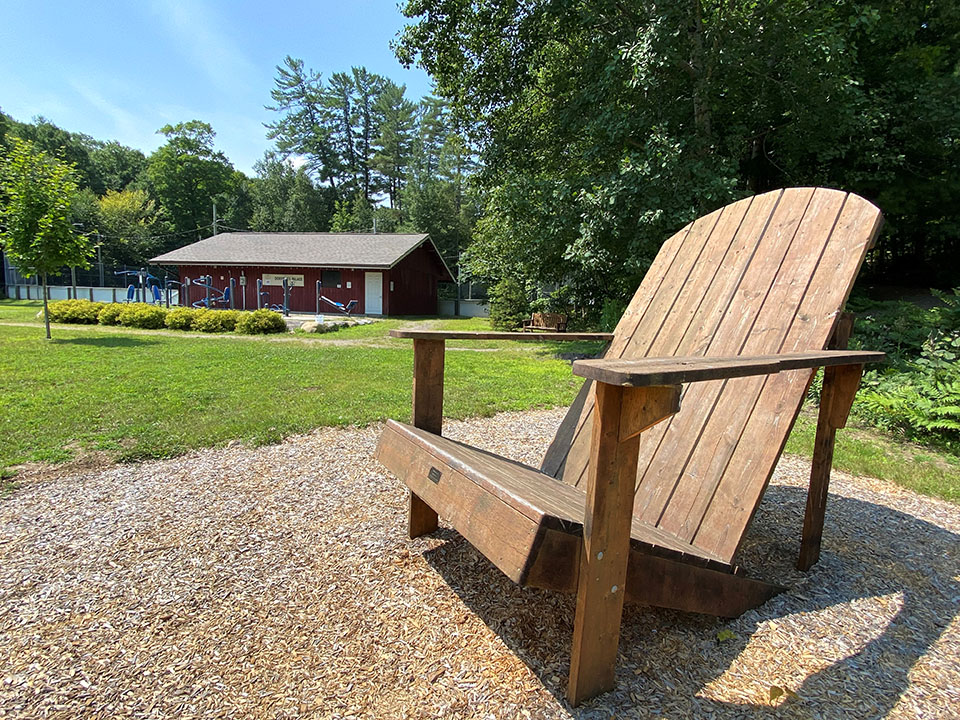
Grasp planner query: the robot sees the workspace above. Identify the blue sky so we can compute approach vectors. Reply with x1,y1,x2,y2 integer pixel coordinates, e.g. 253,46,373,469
0,0,433,175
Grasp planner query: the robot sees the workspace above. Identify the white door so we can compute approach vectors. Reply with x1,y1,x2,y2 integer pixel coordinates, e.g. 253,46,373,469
364,272,383,314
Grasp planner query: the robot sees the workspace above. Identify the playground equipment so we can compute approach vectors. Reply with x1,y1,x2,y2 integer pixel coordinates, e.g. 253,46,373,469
116,268,162,304
320,295,358,316
189,275,234,309
164,278,183,308
316,280,358,316
257,278,290,316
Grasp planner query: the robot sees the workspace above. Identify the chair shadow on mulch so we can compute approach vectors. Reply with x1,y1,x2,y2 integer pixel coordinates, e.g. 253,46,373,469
422,486,959,719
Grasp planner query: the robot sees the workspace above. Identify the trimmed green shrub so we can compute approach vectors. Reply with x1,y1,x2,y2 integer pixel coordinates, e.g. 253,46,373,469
117,303,168,330
489,278,530,330
97,303,125,326
235,309,287,334
165,307,199,331
192,309,242,333
46,299,105,324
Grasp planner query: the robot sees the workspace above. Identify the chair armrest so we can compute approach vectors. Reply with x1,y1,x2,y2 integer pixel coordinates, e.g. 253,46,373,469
572,350,884,387
390,330,614,342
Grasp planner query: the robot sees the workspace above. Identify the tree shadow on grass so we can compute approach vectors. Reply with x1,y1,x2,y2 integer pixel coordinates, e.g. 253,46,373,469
52,336,159,348
420,485,958,718
530,340,609,362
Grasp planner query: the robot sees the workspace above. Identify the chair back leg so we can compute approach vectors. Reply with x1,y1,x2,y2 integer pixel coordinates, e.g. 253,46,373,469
408,338,445,538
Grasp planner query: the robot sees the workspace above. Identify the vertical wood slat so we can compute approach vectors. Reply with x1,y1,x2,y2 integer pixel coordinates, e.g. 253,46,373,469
694,195,883,559
540,187,881,567
797,362,863,570
627,193,778,492
633,189,810,525
653,188,841,540
547,217,693,481
560,202,732,488
408,338,444,538
567,384,679,706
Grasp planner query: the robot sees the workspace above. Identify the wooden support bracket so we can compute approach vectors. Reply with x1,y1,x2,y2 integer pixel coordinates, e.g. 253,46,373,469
798,362,863,571
408,338,444,538
567,383,680,706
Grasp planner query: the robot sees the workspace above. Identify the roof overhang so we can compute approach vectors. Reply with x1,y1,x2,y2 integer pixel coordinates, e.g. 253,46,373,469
153,260,395,270
152,234,456,282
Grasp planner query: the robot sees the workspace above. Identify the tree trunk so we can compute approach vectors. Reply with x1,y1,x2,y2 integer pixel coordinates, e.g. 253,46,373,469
42,273,51,340
689,0,713,148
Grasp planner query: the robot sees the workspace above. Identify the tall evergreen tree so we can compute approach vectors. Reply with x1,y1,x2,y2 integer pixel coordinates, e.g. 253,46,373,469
372,81,416,209
327,71,360,191
350,67,385,201
266,56,341,189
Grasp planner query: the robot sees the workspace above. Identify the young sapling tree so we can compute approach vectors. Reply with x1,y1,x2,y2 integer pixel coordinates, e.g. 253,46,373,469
0,138,94,338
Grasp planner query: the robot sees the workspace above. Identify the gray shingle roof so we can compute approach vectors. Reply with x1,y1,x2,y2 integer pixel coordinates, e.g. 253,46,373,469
150,232,433,269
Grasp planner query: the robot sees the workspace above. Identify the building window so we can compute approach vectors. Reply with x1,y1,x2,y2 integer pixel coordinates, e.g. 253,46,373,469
321,270,342,288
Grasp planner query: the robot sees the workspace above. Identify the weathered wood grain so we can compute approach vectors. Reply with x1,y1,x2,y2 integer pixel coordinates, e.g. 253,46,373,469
571,351,881,386
390,330,613,341
377,424,541,583
554,200,717,486
623,550,782,617
408,338,444,538
633,187,823,533
797,362,863,570
693,193,884,560
567,383,644,706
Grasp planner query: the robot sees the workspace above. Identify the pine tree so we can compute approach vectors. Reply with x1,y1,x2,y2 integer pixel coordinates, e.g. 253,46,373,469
372,81,416,210
266,56,341,189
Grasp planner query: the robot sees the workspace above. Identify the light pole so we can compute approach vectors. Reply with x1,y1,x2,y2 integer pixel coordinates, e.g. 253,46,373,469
96,232,104,287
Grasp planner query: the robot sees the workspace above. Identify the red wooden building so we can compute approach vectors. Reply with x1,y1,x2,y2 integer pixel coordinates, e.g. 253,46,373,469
150,232,453,315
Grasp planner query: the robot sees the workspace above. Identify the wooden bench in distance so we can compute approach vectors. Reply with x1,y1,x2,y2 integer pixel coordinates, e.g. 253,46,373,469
523,312,569,332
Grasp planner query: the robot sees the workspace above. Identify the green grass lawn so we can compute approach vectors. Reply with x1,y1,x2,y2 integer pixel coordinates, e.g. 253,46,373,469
0,308,590,468
0,299,45,322
786,411,959,501
1,299,956,502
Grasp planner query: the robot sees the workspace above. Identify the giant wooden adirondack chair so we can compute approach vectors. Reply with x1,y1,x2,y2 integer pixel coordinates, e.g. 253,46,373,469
375,188,884,705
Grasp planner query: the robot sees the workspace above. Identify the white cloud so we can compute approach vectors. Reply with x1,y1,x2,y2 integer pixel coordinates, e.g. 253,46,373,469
70,82,160,151
148,0,258,92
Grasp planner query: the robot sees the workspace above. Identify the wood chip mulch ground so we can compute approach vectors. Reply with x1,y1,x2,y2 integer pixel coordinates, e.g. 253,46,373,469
1,409,957,719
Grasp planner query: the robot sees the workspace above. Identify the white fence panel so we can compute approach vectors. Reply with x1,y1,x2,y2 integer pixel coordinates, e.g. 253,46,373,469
6,284,180,306
439,299,489,317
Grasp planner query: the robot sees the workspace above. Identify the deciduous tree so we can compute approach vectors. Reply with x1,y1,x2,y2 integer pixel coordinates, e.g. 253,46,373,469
96,188,159,266
145,121,234,247
0,138,94,338
397,0,960,307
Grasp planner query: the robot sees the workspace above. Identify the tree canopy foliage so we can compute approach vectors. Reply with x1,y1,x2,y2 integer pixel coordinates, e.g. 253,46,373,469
397,0,960,310
0,138,94,336
1,55,476,278
144,121,236,251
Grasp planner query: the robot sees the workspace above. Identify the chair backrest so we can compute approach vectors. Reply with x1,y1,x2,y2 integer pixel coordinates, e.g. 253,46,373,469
541,188,882,563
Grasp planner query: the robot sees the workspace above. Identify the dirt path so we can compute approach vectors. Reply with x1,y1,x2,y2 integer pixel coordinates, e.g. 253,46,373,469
0,320,518,352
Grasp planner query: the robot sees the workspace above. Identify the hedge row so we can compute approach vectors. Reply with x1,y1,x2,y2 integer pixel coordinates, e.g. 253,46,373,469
43,300,287,335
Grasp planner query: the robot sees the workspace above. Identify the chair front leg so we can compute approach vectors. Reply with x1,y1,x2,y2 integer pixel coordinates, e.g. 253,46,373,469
567,383,680,706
